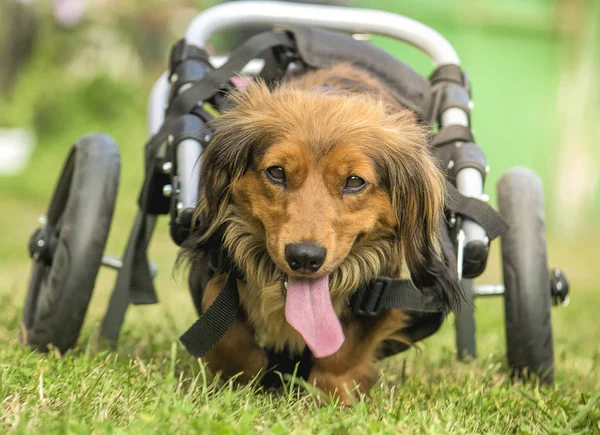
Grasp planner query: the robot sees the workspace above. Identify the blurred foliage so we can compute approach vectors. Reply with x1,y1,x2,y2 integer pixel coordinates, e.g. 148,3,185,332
31,76,137,141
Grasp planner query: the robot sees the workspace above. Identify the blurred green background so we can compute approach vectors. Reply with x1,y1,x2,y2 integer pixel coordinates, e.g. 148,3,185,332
1,0,598,233
0,0,598,362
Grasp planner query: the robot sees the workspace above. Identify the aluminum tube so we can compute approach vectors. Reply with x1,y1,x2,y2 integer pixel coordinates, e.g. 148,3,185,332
455,278,476,359
441,107,488,245
474,284,505,297
184,1,460,66
456,169,488,244
148,73,169,137
176,138,203,211
210,56,265,73
456,168,483,198
101,254,123,270
441,107,469,127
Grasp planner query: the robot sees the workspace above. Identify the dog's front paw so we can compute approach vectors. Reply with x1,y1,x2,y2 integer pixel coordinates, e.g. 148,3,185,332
307,368,370,406
205,341,268,383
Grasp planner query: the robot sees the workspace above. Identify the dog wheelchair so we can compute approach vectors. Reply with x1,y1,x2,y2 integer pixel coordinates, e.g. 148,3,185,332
23,1,570,382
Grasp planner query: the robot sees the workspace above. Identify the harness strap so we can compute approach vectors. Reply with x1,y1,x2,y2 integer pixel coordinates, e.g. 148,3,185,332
178,185,507,357
100,213,157,342
178,272,444,360
430,64,468,87
167,31,296,119
431,125,474,148
445,181,509,240
179,270,240,358
178,272,447,360
351,276,445,316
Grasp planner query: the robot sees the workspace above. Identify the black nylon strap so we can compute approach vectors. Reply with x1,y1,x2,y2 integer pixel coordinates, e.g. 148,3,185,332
431,125,474,148
430,64,465,86
445,181,509,240
180,272,443,359
179,274,447,359
167,31,295,119
378,280,444,312
101,213,158,342
351,277,445,316
129,214,158,305
179,270,240,358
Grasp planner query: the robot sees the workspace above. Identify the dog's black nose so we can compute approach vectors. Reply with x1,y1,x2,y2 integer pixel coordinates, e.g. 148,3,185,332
285,243,327,273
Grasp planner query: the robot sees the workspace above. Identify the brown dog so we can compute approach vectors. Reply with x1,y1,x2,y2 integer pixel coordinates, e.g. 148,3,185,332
184,63,460,403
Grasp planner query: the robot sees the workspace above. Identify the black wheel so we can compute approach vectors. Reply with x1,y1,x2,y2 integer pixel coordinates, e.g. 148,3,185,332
21,134,120,353
497,167,554,382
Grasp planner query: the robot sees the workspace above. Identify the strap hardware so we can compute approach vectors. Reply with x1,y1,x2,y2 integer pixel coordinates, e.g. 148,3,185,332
351,277,391,317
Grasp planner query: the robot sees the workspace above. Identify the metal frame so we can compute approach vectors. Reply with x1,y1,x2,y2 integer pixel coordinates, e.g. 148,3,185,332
144,1,492,359
185,1,459,64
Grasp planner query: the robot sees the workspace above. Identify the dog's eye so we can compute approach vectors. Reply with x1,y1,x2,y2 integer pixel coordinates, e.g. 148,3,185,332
265,166,286,185
344,175,367,193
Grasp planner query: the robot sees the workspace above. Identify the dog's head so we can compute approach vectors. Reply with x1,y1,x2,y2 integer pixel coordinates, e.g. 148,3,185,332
190,79,460,355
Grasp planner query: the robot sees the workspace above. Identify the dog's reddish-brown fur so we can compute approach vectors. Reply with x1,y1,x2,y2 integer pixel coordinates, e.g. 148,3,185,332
187,63,458,403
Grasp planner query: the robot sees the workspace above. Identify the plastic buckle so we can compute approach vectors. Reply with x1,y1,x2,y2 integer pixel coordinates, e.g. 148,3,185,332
351,277,391,317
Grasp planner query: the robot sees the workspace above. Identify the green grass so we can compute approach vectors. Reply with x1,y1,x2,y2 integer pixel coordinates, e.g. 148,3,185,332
1,236,599,434
1,43,599,435
1,130,599,435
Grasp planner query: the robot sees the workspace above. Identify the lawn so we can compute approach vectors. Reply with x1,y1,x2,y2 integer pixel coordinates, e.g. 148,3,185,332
1,49,599,435
1,192,599,434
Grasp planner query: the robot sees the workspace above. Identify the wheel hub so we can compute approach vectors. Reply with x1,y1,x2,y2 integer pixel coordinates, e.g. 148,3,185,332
550,269,570,306
28,225,59,266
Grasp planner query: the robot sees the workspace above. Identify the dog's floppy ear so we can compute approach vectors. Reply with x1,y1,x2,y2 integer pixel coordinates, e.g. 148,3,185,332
194,117,254,247
194,81,274,246
382,131,462,311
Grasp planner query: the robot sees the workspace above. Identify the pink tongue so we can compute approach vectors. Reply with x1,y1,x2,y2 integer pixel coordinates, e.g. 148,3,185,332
284,275,345,358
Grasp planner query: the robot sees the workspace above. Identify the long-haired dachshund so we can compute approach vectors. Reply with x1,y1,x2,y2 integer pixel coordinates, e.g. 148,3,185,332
184,63,461,403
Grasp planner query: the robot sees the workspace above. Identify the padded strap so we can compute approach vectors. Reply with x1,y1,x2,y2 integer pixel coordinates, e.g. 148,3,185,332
289,26,432,120
351,277,445,316
445,181,509,240
179,270,240,358
128,215,158,304
431,125,474,148
430,64,466,86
